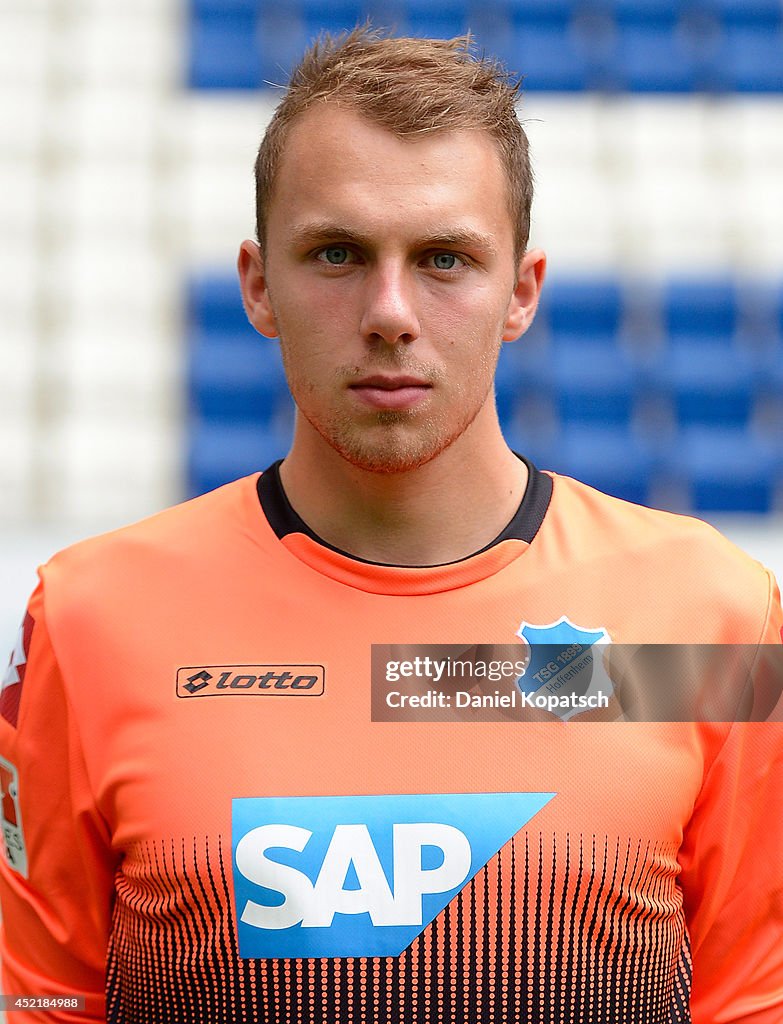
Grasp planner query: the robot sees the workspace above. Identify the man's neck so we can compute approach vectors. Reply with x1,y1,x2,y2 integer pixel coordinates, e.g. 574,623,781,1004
278,421,528,567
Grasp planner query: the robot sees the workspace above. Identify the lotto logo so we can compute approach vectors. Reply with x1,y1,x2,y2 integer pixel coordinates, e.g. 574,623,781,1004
177,665,325,698
232,792,553,958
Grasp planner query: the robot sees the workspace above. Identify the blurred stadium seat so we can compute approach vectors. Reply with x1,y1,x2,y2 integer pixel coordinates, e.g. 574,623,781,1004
718,26,783,91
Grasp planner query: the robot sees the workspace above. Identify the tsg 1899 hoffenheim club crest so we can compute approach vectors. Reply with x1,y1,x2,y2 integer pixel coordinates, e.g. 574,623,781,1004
515,617,613,721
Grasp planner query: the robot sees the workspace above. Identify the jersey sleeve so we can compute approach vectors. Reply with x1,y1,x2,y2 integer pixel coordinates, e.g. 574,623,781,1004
0,581,119,1023
680,570,783,1024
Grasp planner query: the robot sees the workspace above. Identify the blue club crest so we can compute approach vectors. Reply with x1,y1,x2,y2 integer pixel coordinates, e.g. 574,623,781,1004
515,617,612,720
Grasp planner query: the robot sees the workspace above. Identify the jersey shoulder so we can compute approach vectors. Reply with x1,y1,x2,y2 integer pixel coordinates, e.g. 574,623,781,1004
544,471,781,643
40,474,265,607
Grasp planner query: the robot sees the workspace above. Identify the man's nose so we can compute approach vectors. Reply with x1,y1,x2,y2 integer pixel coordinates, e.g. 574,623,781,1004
359,265,421,345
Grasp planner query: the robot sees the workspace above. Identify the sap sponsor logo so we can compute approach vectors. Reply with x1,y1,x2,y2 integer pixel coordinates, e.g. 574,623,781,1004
232,792,554,958
0,756,27,877
177,665,324,698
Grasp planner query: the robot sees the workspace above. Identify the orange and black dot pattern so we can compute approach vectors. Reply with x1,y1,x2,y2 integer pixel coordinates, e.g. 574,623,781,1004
107,831,691,1024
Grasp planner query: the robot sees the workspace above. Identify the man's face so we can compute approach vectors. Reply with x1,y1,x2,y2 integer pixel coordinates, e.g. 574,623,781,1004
240,105,543,474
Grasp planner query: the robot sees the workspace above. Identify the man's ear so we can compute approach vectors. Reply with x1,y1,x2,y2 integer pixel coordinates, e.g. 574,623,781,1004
237,239,278,338
502,248,546,342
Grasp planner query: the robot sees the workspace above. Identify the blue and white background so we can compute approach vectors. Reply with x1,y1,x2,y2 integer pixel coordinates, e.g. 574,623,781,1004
2,0,783,657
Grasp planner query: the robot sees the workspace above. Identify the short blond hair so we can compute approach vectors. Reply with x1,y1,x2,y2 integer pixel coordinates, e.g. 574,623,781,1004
254,27,533,260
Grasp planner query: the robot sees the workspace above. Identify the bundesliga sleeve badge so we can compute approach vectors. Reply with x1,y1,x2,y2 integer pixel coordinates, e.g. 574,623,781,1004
0,756,28,877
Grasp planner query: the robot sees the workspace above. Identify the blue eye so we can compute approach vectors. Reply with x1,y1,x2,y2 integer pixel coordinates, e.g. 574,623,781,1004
319,247,350,265
432,253,459,270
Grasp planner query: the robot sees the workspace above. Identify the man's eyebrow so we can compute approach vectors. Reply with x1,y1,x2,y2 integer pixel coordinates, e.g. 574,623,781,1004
287,222,498,255
287,222,370,248
420,229,498,255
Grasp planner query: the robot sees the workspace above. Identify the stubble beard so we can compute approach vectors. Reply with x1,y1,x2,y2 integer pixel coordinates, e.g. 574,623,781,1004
282,357,499,476
274,301,503,473
310,403,472,475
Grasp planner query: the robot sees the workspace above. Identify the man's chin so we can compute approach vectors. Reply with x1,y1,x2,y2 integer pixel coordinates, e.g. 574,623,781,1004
326,428,457,476
335,444,444,475
304,407,479,475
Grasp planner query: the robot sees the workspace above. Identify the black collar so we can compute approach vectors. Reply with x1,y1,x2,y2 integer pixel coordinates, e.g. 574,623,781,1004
256,454,552,569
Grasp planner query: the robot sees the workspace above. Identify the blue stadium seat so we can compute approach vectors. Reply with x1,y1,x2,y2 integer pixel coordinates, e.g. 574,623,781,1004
568,13,619,88
670,426,779,512
663,278,738,342
257,12,310,85
755,341,783,432
504,421,565,477
297,0,365,14
546,425,658,506
504,25,590,90
615,26,700,91
715,27,783,91
734,281,783,347
189,15,262,89
402,13,469,40
187,274,250,335
406,0,469,19
495,337,555,422
551,339,635,425
649,342,756,426
752,387,783,448
191,0,259,14
300,3,368,39
697,0,782,27
188,421,292,496
546,278,623,339
507,0,578,26
187,271,294,495
604,0,683,26
188,333,291,425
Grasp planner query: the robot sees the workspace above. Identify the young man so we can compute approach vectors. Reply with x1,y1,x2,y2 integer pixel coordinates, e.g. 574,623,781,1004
1,29,781,1024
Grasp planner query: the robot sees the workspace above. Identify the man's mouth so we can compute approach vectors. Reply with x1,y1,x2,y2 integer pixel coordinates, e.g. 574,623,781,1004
349,375,432,411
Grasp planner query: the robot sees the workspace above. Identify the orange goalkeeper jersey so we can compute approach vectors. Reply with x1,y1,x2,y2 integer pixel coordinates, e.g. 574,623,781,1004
0,460,781,1024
